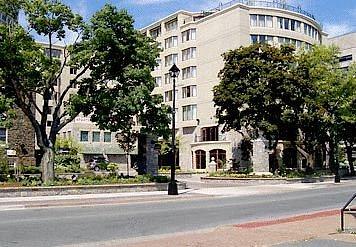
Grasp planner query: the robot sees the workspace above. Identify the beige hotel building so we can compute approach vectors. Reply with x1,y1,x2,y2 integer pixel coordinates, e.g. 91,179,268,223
141,0,324,172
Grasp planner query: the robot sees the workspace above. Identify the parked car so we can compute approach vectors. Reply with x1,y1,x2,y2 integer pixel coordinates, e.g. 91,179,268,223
88,157,109,171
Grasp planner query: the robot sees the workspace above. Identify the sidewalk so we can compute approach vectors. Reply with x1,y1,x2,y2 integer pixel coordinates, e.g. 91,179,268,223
70,210,355,247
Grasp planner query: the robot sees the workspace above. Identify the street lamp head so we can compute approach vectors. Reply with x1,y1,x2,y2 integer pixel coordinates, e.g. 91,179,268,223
169,64,180,78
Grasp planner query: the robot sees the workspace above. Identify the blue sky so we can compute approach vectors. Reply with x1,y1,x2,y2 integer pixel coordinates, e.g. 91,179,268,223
52,0,356,37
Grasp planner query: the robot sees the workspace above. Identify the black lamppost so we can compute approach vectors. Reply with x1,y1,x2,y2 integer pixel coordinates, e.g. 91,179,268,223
168,64,180,195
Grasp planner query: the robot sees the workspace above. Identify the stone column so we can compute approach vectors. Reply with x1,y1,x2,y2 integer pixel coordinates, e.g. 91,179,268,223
146,136,158,176
251,137,269,172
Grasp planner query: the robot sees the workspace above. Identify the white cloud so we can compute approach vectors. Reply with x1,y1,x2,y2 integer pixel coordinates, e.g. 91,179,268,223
323,23,353,37
72,0,89,19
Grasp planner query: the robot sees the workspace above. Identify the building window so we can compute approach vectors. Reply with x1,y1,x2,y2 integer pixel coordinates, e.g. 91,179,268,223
165,73,173,84
251,15,273,28
290,19,295,31
104,132,111,142
182,47,196,61
164,90,178,102
284,18,289,30
47,121,52,127
202,126,218,142
182,85,197,98
278,17,303,32
250,35,273,44
278,17,283,29
165,54,178,67
154,59,161,71
155,77,162,87
182,104,197,121
182,29,196,42
44,48,62,58
0,128,6,143
182,66,197,79
92,131,100,142
164,91,172,102
209,149,226,169
80,131,89,142
165,19,177,32
149,26,161,39
165,36,178,49
70,67,77,75
250,14,257,26
67,131,71,137
278,37,305,48
195,150,206,169
296,21,301,32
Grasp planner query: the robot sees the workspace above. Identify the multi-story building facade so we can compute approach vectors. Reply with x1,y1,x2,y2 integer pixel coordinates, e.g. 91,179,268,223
327,32,356,69
141,0,324,172
0,11,36,166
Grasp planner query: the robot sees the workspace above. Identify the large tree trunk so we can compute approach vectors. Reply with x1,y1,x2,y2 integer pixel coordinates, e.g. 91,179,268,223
41,147,55,182
345,142,355,176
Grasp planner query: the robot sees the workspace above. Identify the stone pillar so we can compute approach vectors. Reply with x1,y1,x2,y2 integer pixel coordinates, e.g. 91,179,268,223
251,137,269,172
145,136,158,176
208,157,217,173
206,150,210,172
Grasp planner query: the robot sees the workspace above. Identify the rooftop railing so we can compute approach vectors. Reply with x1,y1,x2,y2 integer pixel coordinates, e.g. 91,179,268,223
208,0,316,20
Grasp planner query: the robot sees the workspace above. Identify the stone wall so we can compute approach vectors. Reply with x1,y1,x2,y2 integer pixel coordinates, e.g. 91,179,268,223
7,108,36,165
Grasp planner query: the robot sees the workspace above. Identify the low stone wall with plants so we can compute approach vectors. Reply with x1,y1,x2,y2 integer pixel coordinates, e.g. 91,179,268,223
202,176,335,184
204,170,336,184
0,182,187,198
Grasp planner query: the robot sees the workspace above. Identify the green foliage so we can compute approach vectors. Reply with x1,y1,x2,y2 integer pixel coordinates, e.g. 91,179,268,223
55,137,81,155
240,137,253,161
214,43,356,175
54,154,80,173
73,4,170,139
106,163,118,173
209,171,273,178
21,165,41,174
0,1,170,182
116,128,139,154
214,44,309,145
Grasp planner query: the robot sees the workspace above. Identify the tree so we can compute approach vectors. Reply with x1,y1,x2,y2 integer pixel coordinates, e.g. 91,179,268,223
115,125,139,177
214,43,356,178
0,1,168,182
298,46,356,178
214,43,311,168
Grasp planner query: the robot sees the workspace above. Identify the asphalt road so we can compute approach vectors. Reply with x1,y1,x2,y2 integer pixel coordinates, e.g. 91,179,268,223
0,184,354,247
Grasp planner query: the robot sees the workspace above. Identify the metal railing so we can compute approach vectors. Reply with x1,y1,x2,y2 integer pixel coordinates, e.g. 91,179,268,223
341,192,356,231
208,0,316,20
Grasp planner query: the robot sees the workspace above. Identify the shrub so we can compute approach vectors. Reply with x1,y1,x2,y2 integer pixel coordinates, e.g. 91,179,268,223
107,163,118,173
21,165,41,174
54,154,81,173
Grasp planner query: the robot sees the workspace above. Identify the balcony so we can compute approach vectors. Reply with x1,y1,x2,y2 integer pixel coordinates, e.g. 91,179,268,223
194,126,227,143
194,134,227,143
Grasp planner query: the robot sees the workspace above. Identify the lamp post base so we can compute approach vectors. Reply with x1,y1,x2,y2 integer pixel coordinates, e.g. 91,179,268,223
168,181,178,195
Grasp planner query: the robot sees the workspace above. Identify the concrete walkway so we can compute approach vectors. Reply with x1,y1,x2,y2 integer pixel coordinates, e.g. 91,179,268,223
66,210,355,247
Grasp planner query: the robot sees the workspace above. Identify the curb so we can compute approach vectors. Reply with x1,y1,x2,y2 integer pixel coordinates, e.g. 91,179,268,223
234,209,339,228
0,182,187,198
